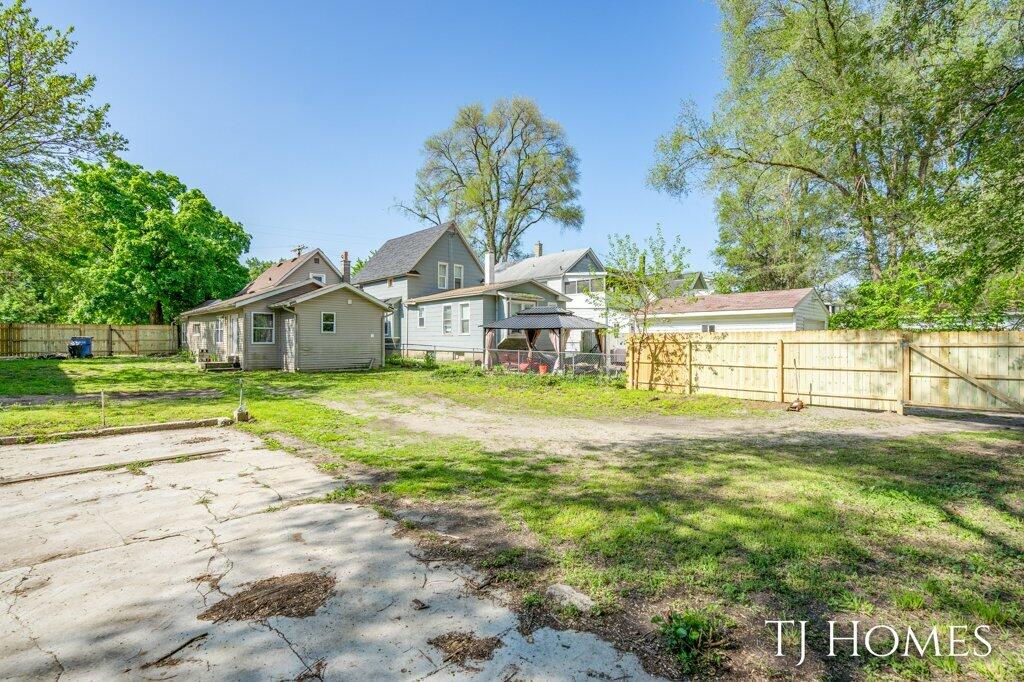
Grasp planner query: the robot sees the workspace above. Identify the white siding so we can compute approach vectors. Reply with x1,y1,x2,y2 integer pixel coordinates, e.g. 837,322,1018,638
794,292,830,330
648,312,797,333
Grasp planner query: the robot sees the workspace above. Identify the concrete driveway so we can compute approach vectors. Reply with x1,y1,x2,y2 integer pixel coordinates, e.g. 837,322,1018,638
0,427,657,681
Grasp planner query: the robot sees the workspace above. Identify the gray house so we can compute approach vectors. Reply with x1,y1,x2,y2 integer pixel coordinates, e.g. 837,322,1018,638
179,248,391,371
354,222,567,352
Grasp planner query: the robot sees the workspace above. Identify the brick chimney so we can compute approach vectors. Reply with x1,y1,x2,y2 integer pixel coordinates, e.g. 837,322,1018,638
341,251,351,283
484,250,495,285
533,241,543,258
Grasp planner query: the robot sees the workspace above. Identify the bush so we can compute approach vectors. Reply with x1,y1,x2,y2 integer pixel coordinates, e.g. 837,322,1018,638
422,351,437,369
652,607,731,673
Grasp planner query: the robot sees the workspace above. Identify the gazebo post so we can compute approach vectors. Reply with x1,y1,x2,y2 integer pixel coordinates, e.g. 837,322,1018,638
483,329,495,369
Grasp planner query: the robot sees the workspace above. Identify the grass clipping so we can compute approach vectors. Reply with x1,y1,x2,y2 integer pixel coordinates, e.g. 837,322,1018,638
199,572,335,622
427,631,503,666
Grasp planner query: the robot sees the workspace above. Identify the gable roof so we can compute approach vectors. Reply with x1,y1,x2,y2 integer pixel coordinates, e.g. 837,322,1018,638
238,248,341,295
268,282,391,310
407,278,568,305
493,248,602,282
352,222,479,285
483,306,607,331
179,279,323,318
653,288,816,315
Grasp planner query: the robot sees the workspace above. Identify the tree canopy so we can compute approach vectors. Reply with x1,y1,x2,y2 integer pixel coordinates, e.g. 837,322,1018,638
651,0,1023,324
399,97,583,261
60,158,251,324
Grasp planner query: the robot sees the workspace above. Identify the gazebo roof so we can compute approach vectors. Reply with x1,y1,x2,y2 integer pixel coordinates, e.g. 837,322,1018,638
482,306,607,331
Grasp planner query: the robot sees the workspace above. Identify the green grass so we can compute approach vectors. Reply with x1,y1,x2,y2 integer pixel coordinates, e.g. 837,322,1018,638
2,356,1022,678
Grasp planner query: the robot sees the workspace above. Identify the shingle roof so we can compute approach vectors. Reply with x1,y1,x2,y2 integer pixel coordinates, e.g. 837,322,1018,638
483,310,607,330
268,282,391,310
653,288,815,314
493,248,597,282
239,249,331,295
407,279,566,304
352,222,456,284
179,280,322,317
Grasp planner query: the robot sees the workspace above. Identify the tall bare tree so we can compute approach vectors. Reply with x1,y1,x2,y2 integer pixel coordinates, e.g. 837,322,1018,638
399,97,583,261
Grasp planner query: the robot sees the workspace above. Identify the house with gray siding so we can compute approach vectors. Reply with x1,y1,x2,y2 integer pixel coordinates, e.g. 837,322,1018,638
178,248,391,371
353,222,567,352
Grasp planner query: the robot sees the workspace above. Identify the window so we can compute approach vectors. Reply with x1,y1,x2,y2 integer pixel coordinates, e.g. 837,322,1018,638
387,278,394,287
314,257,320,264
459,303,470,334
310,273,326,284
252,312,275,344
437,262,448,289
565,278,605,294
384,317,393,338
321,311,336,334
191,323,200,335
701,324,716,332
214,318,224,344
417,308,425,327
442,304,452,334
453,264,464,288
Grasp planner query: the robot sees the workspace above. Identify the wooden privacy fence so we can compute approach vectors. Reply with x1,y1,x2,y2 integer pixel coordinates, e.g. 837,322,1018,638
0,324,179,358
628,330,1024,414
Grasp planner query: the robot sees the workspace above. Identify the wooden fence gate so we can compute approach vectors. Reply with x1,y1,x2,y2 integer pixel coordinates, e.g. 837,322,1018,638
0,324,179,358
628,330,1024,414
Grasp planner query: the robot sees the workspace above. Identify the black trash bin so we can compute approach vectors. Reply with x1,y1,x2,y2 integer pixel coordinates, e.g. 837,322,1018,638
68,336,94,358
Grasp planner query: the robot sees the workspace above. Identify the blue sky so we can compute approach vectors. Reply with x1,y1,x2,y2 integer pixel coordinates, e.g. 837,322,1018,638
34,1,724,270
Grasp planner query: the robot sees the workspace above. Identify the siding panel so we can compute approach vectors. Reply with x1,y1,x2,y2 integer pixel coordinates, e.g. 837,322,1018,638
294,289,384,370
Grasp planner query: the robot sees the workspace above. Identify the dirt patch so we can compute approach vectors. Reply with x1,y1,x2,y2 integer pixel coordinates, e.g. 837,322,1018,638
198,572,335,622
427,631,503,666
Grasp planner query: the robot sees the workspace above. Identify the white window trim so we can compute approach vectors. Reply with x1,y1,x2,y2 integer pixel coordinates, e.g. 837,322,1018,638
453,263,464,289
437,262,448,289
309,272,326,284
251,312,276,344
191,323,200,335
458,302,470,335
442,304,453,335
701,323,716,332
214,318,224,344
417,308,425,327
321,311,336,334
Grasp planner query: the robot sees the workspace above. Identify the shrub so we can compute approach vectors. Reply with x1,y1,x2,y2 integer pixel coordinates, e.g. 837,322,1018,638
422,351,437,369
652,607,731,673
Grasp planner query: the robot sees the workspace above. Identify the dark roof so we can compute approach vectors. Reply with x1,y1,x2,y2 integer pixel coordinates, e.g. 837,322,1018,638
407,279,567,304
653,288,814,314
352,222,456,284
483,310,607,330
494,248,598,282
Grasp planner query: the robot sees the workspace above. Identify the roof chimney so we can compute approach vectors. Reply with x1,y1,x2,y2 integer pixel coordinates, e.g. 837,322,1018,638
341,251,351,283
484,250,495,285
533,241,543,258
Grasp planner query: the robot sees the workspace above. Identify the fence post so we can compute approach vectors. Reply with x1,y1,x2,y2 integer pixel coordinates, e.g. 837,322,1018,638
108,325,114,357
777,339,785,403
687,338,694,396
897,335,911,415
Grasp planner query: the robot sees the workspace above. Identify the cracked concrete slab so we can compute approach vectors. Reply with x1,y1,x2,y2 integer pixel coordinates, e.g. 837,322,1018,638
0,427,661,681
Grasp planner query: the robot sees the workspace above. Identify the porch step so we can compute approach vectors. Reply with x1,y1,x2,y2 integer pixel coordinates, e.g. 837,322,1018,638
200,361,241,372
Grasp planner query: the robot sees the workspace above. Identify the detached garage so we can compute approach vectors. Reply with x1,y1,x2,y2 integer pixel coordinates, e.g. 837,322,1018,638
649,287,829,332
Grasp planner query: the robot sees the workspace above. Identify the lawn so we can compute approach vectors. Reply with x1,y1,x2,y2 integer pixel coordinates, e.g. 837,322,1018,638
2,357,1022,679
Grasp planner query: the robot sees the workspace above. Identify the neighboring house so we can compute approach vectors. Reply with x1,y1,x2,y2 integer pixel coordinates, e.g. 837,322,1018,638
665,271,711,296
354,224,568,352
648,287,829,332
494,243,609,351
178,248,391,371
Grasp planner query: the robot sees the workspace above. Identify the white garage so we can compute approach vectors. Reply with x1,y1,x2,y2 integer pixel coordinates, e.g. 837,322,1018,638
648,287,829,332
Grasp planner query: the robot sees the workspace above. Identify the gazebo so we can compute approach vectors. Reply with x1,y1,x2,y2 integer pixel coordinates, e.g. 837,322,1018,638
481,306,608,372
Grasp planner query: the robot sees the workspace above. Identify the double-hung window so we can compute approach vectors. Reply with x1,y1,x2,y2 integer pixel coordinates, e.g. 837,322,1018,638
417,308,425,327
442,305,453,334
459,303,470,334
252,312,275,344
437,262,449,289
321,312,336,333
453,264,464,289
214,318,224,344
191,323,200,335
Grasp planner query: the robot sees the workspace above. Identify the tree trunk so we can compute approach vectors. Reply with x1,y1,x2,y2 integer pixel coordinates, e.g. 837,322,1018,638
150,300,164,325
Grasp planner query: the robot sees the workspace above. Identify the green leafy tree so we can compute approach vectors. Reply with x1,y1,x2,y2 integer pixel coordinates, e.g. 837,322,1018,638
651,0,1023,292
61,157,251,324
350,249,375,277
399,97,583,261
596,226,689,385
0,0,125,237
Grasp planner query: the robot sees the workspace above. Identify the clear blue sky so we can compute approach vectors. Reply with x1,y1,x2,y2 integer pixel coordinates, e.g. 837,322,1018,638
34,0,725,270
